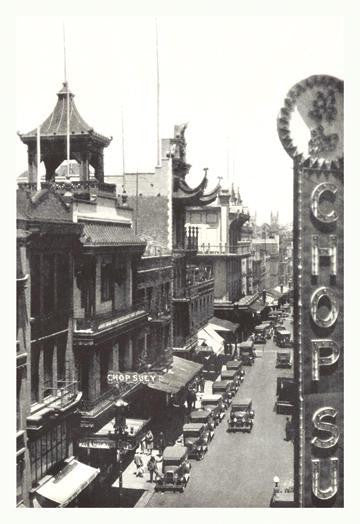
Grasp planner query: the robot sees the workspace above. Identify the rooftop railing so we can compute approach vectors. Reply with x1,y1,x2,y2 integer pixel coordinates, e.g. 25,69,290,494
42,381,78,409
197,241,251,256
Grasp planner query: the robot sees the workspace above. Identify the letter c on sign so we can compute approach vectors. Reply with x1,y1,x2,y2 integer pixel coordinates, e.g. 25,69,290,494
311,182,338,224
310,287,339,328
311,407,339,448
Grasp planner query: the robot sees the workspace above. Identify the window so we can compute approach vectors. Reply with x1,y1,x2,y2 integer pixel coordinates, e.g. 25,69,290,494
100,348,111,393
16,459,24,505
206,212,218,225
31,344,40,403
43,254,55,312
101,262,113,302
30,253,41,318
57,254,69,310
57,339,66,387
43,343,54,397
30,421,69,484
16,368,22,431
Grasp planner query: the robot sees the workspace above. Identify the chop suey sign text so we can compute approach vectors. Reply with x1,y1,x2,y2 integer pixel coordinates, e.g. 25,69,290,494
278,75,343,507
107,371,159,385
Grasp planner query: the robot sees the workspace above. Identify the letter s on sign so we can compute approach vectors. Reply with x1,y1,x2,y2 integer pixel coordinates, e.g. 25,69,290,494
311,407,339,449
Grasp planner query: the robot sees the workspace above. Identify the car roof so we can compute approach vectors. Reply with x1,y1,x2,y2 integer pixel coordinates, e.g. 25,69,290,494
212,380,231,389
163,446,188,461
255,324,267,329
277,349,291,355
190,410,210,419
201,394,222,402
279,330,291,335
221,369,236,377
183,423,205,431
239,341,253,348
232,398,252,407
226,360,242,368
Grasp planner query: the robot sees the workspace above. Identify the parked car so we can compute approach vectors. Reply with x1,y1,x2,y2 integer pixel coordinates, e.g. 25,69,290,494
201,394,226,424
182,423,209,460
226,360,245,383
276,349,292,368
254,324,267,344
155,446,191,493
276,330,291,348
239,341,256,365
276,377,296,414
189,409,215,440
227,399,255,432
221,369,239,394
212,379,233,407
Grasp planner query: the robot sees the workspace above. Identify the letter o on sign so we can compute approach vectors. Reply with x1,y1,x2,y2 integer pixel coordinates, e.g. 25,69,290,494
310,287,339,328
311,183,339,224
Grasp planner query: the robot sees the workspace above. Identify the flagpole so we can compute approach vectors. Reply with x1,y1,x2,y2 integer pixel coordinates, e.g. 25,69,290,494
36,126,41,191
155,18,160,167
63,22,70,179
121,109,126,189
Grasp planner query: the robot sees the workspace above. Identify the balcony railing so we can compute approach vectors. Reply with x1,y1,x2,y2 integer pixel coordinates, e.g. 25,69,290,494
174,226,199,252
42,381,78,410
74,303,147,334
18,180,117,197
198,241,251,256
173,278,214,299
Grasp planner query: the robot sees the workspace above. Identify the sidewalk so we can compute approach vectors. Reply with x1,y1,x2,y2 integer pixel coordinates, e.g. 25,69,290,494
112,449,162,491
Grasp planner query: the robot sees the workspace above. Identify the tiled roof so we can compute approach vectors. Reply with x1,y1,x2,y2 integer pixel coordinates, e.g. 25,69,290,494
20,82,111,146
236,293,259,306
80,221,146,248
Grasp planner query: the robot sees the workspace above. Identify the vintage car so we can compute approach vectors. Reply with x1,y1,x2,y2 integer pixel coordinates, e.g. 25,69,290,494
227,399,255,432
276,349,292,368
276,330,291,348
262,322,273,339
212,379,233,407
182,423,209,460
239,341,256,365
155,446,191,493
273,325,287,344
254,324,267,344
226,360,245,383
201,394,226,424
189,409,215,440
221,368,239,393
276,377,296,414
193,347,220,379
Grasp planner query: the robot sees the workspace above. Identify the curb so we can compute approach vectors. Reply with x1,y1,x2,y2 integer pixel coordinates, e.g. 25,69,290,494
134,489,155,508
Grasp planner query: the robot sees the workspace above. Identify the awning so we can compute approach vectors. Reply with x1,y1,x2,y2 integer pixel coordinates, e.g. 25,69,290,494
197,325,224,355
35,458,100,507
208,316,239,334
147,356,202,394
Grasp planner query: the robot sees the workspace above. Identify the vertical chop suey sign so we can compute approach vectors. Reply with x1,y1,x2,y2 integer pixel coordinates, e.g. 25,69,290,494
278,75,343,507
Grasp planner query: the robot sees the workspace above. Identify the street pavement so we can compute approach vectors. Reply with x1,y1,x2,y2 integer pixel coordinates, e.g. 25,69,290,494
145,315,294,508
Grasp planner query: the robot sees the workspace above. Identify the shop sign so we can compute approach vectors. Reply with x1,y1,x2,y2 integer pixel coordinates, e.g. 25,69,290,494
78,438,116,449
107,370,159,385
278,75,343,507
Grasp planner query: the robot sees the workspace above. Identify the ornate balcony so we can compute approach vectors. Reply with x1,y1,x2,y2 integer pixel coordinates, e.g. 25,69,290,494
74,303,147,345
18,179,117,200
197,240,251,256
174,226,199,253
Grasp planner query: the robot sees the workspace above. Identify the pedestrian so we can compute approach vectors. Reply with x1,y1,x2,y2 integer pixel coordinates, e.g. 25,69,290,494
186,388,193,410
190,388,197,409
147,456,159,483
157,431,165,455
285,417,292,441
134,453,144,477
145,429,154,455
199,375,205,393
140,437,146,454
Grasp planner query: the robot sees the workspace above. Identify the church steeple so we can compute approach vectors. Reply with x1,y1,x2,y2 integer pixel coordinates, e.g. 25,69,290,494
19,82,112,184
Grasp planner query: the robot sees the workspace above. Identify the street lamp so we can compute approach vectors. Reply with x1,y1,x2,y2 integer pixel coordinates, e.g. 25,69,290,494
113,399,128,497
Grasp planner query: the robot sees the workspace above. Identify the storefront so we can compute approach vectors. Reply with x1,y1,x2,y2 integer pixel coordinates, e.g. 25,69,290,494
32,457,100,507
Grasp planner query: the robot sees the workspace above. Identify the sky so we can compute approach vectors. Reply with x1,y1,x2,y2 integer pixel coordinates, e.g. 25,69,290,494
15,15,344,225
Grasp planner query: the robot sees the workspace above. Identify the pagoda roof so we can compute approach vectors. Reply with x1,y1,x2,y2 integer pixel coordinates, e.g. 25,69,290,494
19,82,112,146
173,174,220,206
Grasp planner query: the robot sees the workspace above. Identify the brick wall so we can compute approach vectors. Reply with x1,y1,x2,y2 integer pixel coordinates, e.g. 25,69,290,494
128,195,170,251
